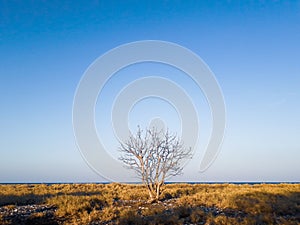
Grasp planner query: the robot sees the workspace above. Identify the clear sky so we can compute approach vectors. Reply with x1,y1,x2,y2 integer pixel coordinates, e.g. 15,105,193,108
0,1,299,183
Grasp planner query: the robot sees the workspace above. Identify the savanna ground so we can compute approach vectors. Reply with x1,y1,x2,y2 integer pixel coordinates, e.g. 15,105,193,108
0,183,299,225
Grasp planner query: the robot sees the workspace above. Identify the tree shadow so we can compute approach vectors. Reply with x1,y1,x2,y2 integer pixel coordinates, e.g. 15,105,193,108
117,201,247,225
117,191,300,224
231,191,300,224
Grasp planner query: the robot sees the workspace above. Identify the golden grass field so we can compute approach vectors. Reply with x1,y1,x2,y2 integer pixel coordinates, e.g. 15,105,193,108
0,183,299,224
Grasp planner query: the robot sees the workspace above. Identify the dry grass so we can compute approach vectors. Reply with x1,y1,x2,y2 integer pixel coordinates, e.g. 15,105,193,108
0,183,299,224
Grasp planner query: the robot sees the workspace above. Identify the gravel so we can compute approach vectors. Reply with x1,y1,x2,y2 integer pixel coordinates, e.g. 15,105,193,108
0,204,59,225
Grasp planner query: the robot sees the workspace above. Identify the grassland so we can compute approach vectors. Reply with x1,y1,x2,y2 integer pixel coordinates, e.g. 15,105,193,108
0,183,299,224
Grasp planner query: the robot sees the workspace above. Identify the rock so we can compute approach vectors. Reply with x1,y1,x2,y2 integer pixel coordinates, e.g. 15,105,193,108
0,204,59,225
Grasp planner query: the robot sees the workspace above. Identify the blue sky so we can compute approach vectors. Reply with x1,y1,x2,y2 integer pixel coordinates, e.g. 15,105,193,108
0,1,299,182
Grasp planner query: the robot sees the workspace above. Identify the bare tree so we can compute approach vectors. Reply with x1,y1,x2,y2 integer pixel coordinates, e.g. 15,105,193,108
119,126,191,201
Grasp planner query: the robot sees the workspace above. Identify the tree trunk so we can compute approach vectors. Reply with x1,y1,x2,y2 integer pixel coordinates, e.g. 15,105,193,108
146,184,156,202
156,182,161,200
